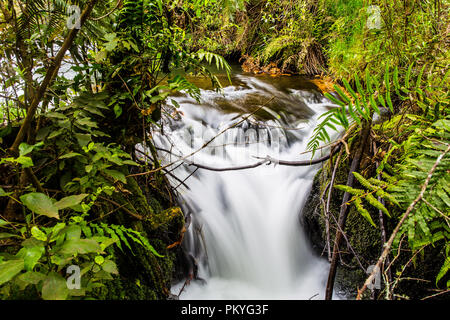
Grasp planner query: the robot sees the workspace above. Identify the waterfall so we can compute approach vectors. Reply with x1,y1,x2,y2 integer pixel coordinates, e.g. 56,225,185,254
152,74,338,300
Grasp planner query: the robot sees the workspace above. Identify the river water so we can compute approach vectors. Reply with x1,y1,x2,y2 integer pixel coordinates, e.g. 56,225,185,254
153,71,339,299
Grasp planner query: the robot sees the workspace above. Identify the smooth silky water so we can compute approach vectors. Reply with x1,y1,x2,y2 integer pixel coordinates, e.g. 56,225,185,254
151,71,339,299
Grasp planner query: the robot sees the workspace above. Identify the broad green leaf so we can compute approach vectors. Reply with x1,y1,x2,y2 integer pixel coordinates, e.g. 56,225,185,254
22,237,45,248
45,112,68,120
76,118,98,128
83,106,105,117
50,223,67,242
60,239,102,255
18,271,46,285
64,225,82,241
20,193,59,219
104,169,127,184
16,246,45,271
42,272,69,300
59,152,82,160
101,260,118,275
99,238,117,251
122,160,139,166
75,133,91,147
95,50,107,63
19,142,43,156
54,194,88,210
114,105,122,118
47,128,65,140
31,226,47,241
104,33,118,45
0,188,11,197
15,156,34,168
0,259,24,286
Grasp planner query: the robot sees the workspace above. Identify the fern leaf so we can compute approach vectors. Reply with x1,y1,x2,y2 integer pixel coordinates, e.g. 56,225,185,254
343,79,358,102
378,94,386,109
365,193,390,217
347,102,361,125
128,229,164,257
324,92,346,107
436,256,450,285
354,197,376,227
334,85,351,104
366,68,374,94
393,66,400,94
334,185,365,196
405,62,414,89
355,73,366,104
353,172,377,191
355,98,368,120
384,63,391,93
416,64,427,89
369,94,380,115
112,225,134,254
386,90,394,113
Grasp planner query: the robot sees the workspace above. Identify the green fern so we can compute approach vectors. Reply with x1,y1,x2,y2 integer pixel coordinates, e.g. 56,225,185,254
85,222,163,257
307,62,446,155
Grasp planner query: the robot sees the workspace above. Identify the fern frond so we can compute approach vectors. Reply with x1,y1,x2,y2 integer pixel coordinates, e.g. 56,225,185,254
354,197,376,227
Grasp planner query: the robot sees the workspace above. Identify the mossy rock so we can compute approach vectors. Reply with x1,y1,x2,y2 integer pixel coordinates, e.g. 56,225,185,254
90,173,185,300
302,155,382,298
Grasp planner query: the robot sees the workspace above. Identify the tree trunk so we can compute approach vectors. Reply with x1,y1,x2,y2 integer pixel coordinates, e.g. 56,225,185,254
325,120,372,300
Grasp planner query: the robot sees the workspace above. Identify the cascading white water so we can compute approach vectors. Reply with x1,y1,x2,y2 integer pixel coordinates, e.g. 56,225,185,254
152,74,338,300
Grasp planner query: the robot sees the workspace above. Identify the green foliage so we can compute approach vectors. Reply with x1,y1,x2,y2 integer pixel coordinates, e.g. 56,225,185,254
308,62,448,153
0,0,207,300
20,193,60,219
0,185,163,299
324,0,448,80
325,59,449,290
335,112,450,288
335,171,394,227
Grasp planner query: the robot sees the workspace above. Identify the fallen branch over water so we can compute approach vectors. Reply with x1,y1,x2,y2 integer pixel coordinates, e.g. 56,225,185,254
128,98,274,178
185,144,341,172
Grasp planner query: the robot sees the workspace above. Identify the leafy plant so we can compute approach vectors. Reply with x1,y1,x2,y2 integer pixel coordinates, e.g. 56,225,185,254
308,62,449,153
0,186,163,300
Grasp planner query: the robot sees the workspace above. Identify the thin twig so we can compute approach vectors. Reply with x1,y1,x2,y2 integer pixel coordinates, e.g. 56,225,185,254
97,195,144,221
325,147,343,261
127,98,275,177
90,0,122,21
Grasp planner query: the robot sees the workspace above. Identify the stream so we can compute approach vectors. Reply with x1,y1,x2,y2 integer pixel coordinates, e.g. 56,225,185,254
152,70,340,299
